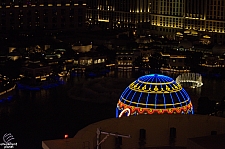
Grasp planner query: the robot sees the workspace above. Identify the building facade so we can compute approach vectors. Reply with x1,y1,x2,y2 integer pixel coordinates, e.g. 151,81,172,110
86,0,151,30
86,0,225,44
145,0,225,43
1,0,225,43
0,0,86,32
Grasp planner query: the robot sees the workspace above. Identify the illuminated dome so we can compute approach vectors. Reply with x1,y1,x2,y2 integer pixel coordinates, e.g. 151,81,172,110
116,74,193,118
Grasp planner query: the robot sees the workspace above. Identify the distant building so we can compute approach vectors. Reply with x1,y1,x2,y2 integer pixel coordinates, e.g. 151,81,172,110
0,0,86,32
86,0,225,44
1,0,225,44
74,52,106,70
168,55,187,70
20,61,51,85
161,52,189,71
86,0,151,30
115,50,137,70
150,0,225,43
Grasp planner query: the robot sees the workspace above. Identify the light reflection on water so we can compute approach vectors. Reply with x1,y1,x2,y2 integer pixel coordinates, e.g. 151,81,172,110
1,71,225,114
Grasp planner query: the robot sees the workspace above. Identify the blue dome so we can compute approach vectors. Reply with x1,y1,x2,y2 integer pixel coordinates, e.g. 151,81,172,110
116,74,193,117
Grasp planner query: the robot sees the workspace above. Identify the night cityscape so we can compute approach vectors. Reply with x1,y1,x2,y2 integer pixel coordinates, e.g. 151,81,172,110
0,0,225,149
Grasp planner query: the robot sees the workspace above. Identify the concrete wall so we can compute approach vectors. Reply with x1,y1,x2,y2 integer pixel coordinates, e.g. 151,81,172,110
72,114,225,149
187,139,205,149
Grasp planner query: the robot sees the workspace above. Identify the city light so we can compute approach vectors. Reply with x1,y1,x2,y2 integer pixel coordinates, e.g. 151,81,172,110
64,134,68,139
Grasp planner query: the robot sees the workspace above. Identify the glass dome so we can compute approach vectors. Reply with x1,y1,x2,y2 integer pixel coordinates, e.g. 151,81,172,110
116,74,193,118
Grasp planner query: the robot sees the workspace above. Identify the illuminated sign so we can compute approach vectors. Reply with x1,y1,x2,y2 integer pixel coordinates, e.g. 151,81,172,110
116,74,194,118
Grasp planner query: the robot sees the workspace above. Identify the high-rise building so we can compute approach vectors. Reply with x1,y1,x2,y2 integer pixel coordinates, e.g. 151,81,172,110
86,0,151,30
0,0,86,32
86,0,225,43
0,0,225,43
149,0,185,39
150,0,225,43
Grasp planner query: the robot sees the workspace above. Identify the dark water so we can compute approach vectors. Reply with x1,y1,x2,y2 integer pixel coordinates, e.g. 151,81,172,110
1,71,225,149
179,77,225,101
0,76,115,149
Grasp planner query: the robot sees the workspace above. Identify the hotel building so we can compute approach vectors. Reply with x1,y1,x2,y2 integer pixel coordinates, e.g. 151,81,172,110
86,0,225,43
151,0,225,43
0,0,86,32
0,1,225,43
86,0,151,30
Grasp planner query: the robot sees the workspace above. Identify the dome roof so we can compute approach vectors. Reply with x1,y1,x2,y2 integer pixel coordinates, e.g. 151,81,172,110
116,74,193,117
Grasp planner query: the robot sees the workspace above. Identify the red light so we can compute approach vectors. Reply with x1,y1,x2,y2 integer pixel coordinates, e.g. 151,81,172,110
64,134,68,139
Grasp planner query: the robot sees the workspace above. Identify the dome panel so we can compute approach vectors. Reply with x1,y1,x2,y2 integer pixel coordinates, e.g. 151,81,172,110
116,74,193,117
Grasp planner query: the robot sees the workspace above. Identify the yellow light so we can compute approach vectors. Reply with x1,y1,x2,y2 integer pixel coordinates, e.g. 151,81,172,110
129,82,182,94
121,97,189,106
170,56,186,58
106,64,115,67
160,52,170,57
0,85,16,96
203,35,211,38
41,78,47,81
98,19,109,22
